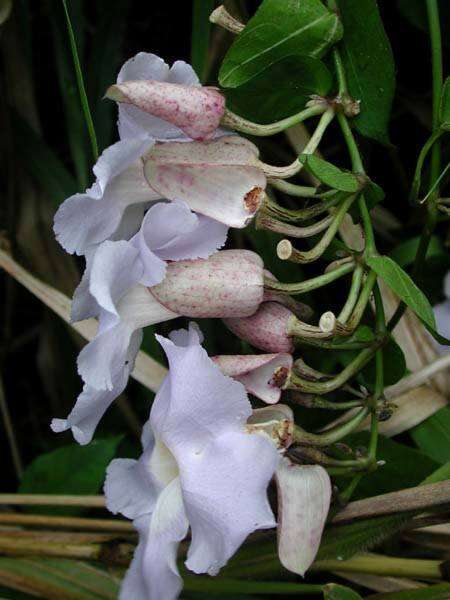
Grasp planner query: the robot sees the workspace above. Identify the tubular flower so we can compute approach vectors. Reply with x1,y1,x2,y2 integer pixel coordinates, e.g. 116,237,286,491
52,251,265,443
224,301,295,353
104,323,280,600
105,52,226,142
212,353,293,404
143,137,266,228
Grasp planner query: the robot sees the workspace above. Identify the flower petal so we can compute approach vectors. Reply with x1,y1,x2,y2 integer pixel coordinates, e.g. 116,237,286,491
70,249,99,322
120,478,189,600
182,429,279,575
78,285,177,390
54,139,158,255
135,201,228,285
276,460,331,576
213,353,293,404
117,53,199,141
151,331,252,444
149,328,279,575
89,240,143,319
144,138,266,228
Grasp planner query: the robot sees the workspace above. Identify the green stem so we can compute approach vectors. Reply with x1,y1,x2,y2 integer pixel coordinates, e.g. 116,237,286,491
287,342,382,394
277,193,358,264
222,104,326,137
260,109,335,179
410,129,444,203
263,261,354,296
345,269,377,332
338,263,364,323
388,0,443,331
311,554,444,579
61,0,98,162
263,192,343,222
294,337,374,351
293,406,370,446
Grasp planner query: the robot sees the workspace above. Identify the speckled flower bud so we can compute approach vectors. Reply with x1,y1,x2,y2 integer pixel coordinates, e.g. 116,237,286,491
106,80,225,141
150,249,264,318
223,301,295,353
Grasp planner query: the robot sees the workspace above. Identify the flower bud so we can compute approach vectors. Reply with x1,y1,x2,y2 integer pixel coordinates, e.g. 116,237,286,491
212,353,293,404
150,249,264,318
106,80,225,141
224,302,295,353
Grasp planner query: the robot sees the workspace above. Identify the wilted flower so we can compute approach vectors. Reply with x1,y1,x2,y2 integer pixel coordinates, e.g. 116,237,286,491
212,353,293,404
105,323,280,599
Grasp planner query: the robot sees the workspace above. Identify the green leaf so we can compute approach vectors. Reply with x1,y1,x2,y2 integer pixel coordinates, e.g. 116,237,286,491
336,433,438,499
219,0,342,88
191,0,215,83
369,584,450,599
299,154,363,192
0,558,119,599
366,255,436,329
225,55,332,124
319,460,450,562
317,514,409,561
18,438,121,516
389,236,444,268
324,583,363,600
422,460,450,485
439,77,450,130
411,407,450,465
336,0,395,144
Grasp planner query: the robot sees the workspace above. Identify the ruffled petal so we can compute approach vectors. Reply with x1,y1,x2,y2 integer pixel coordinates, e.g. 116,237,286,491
149,327,279,576
89,240,143,319
117,53,199,141
54,139,158,255
276,460,331,576
78,285,177,390
151,331,252,444
120,478,189,600
51,329,142,442
182,429,279,575
134,201,228,287
144,138,266,228
70,249,99,322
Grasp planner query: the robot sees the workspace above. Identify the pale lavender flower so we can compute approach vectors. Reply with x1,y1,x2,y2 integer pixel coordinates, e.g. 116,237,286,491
104,323,280,600
52,251,264,443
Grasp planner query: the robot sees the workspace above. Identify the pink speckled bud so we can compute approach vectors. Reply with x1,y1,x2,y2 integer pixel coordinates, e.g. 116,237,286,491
224,302,295,353
149,249,264,318
212,353,293,404
106,80,225,141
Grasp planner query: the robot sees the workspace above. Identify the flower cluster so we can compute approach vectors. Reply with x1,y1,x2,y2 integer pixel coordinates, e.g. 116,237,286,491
52,53,331,600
